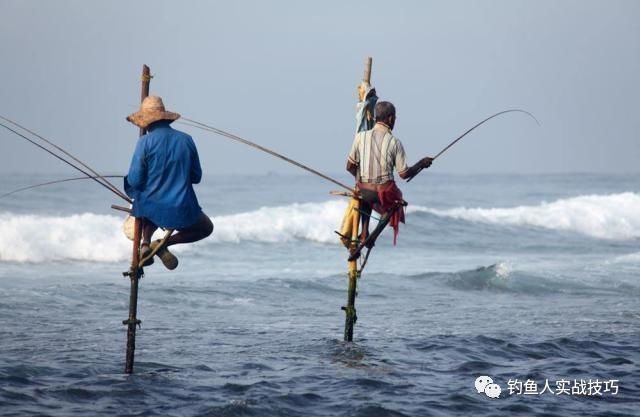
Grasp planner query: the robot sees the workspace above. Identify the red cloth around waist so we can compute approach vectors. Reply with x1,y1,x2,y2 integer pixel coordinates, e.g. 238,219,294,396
373,181,405,245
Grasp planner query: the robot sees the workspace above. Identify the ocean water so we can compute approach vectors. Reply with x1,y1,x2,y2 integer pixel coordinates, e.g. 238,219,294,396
0,172,638,416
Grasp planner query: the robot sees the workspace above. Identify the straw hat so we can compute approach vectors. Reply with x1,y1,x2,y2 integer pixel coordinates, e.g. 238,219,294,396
126,96,180,129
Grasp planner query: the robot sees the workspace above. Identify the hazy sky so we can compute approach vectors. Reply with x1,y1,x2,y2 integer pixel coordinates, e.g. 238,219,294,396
1,0,639,176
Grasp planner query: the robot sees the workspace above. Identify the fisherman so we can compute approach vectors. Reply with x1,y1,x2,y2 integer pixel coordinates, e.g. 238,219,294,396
124,96,213,270
346,100,433,257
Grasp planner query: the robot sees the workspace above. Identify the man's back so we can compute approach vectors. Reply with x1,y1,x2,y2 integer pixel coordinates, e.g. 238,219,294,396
126,121,202,229
348,123,408,185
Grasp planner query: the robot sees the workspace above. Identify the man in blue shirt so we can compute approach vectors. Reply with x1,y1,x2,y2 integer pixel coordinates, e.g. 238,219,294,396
125,96,213,270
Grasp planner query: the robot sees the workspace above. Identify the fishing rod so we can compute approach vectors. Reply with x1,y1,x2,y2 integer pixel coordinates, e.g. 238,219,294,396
0,115,130,202
0,175,124,199
179,117,354,192
0,120,131,203
407,109,540,182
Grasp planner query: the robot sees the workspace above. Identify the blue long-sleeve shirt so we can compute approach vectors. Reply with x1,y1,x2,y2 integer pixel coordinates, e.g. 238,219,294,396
124,121,203,229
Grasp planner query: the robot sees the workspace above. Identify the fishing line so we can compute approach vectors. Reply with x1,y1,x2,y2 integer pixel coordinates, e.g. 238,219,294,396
0,175,124,199
0,115,130,202
180,117,354,192
0,121,131,203
407,109,539,182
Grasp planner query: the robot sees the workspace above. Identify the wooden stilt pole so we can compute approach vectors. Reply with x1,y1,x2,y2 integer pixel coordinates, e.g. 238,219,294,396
123,64,151,374
124,218,142,374
138,65,151,137
359,57,374,127
343,197,360,342
363,56,372,85
342,57,372,342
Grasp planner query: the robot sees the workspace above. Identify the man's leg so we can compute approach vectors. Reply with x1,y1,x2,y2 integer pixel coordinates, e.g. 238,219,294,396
141,219,159,246
358,188,379,244
359,202,372,244
138,219,159,266
146,213,213,270
166,212,214,247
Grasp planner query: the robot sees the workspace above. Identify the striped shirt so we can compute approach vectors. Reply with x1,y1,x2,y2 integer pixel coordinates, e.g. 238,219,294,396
347,123,408,184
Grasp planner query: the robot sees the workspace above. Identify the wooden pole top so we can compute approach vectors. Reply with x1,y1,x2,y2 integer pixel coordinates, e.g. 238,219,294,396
363,57,372,84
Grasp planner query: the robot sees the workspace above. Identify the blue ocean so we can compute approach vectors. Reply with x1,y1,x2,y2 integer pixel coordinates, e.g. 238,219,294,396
0,172,638,416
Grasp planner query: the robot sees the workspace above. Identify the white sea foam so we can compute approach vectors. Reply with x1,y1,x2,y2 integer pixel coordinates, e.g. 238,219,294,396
1,192,638,263
608,252,640,264
0,201,348,263
211,200,346,244
0,212,130,263
411,192,640,240
494,261,513,279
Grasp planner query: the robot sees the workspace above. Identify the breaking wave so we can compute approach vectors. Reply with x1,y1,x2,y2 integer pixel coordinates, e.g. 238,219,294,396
1,192,638,262
210,200,346,244
0,213,129,263
441,262,592,294
0,201,348,263
412,262,639,295
410,192,640,240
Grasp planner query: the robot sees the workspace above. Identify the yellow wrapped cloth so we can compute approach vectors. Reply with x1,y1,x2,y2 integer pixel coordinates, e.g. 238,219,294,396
339,197,360,248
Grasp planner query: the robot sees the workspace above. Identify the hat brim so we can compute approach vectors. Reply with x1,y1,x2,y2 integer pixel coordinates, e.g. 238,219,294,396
126,110,181,129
